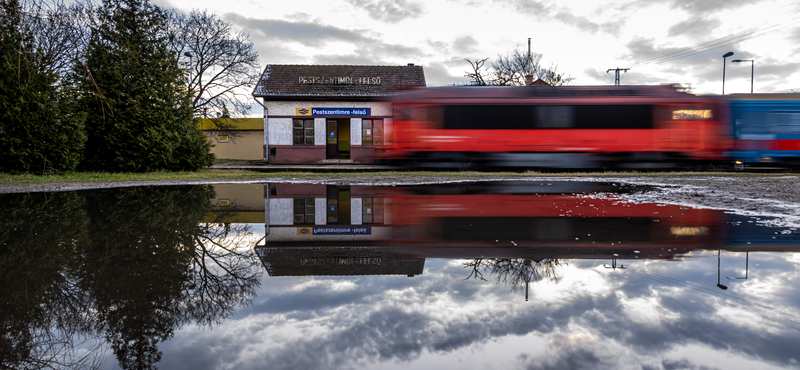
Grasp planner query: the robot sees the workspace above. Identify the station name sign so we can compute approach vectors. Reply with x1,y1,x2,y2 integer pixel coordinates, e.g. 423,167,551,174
298,76,381,85
296,108,371,116
296,226,372,235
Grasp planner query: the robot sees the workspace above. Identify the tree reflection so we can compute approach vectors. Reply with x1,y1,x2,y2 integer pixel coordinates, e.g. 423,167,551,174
0,191,99,369
186,202,263,327
0,185,263,369
464,258,567,300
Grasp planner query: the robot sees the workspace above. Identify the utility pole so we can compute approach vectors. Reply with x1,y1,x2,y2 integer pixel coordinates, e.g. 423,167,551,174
525,38,534,86
606,68,629,85
527,38,531,75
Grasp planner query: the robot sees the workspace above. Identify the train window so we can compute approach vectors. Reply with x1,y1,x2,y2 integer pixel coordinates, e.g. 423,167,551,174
443,105,534,129
766,111,800,133
672,109,713,120
535,106,575,128
740,112,768,135
575,105,653,129
441,104,652,129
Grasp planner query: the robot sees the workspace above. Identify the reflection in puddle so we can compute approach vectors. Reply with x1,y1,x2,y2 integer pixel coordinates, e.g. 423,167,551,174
2,181,800,369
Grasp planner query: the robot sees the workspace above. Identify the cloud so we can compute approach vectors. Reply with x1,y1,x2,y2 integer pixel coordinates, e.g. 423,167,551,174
347,0,424,23
669,0,752,12
668,16,722,37
223,13,368,47
503,0,621,35
423,61,469,86
222,13,426,66
553,11,601,34
159,252,800,370
452,35,478,54
310,42,426,65
507,0,550,15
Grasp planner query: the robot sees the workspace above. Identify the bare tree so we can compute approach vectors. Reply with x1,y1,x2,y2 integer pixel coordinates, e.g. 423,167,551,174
463,46,574,87
490,47,543,86
463,58,489,86
463,258,568,294
169,9,261,140
10,0,99,87
538,63,575,86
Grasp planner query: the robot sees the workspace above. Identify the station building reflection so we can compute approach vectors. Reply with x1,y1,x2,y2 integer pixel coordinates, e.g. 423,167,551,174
205,182,800,278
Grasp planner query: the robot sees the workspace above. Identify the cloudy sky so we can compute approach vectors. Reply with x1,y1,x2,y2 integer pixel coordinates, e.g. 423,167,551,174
154,0,800,95
153,249,800,370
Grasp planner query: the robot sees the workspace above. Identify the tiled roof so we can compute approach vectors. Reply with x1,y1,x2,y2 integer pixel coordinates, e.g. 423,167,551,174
529,78,551,86
255,246,425,276
252,64,426,98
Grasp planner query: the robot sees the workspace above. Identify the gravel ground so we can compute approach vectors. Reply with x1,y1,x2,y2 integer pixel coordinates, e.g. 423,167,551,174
2,174,800,223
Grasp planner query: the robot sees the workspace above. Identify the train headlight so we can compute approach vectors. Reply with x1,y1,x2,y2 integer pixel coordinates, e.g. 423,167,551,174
734,161,743,165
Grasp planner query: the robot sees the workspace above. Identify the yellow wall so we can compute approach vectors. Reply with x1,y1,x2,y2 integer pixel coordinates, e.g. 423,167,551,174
199,118,263,130
205,131,264,160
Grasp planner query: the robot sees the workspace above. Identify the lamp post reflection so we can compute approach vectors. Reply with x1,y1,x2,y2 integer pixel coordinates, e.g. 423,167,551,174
604,258,626,270
726,251,749,280
717,249,728,290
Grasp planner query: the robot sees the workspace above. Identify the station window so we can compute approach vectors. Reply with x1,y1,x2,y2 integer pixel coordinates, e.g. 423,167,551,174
293,119,315,145
361,197,384,224
293,198,315,224
362,119,384,145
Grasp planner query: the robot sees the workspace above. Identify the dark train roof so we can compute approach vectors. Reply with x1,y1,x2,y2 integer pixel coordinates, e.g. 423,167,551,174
391,84,705,103
722,93,800,101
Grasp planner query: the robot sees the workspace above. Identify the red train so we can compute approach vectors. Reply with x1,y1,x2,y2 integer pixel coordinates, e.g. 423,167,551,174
383,85,731,169
383,182,727,257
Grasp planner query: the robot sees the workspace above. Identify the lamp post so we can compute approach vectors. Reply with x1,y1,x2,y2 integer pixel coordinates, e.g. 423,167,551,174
184,52,193,88
722,52,734,95
732,59,754,93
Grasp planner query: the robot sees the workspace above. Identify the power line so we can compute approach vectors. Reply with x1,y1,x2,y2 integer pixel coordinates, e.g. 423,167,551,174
630,9,800,68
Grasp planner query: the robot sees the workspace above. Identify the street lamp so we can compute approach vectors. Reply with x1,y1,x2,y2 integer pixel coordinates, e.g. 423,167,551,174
722,52,734,95
184,52,193,88
732,59,754,93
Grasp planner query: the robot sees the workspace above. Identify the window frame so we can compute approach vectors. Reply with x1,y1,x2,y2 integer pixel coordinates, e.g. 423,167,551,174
293,118,315,146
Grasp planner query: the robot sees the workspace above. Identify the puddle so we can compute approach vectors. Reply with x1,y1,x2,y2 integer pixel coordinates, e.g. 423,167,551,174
3,182,800,369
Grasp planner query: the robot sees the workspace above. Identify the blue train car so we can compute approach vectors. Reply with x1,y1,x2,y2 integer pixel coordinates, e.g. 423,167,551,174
726,94,800,168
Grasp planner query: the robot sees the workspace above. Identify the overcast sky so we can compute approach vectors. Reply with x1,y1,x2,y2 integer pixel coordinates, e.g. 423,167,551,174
151,250,800,370
155,0,800,95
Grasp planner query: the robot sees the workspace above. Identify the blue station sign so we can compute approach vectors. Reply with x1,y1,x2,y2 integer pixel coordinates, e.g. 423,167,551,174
296,227,372,235
296,108,371,116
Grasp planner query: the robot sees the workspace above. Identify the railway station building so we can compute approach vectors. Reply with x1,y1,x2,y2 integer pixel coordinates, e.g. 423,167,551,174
250,64,426,164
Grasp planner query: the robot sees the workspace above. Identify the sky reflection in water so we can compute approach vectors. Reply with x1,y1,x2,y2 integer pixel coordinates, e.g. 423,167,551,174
3,182,800,370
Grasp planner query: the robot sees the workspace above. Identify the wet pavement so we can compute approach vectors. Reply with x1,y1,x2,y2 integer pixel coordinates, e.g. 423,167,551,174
2,181,800,369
